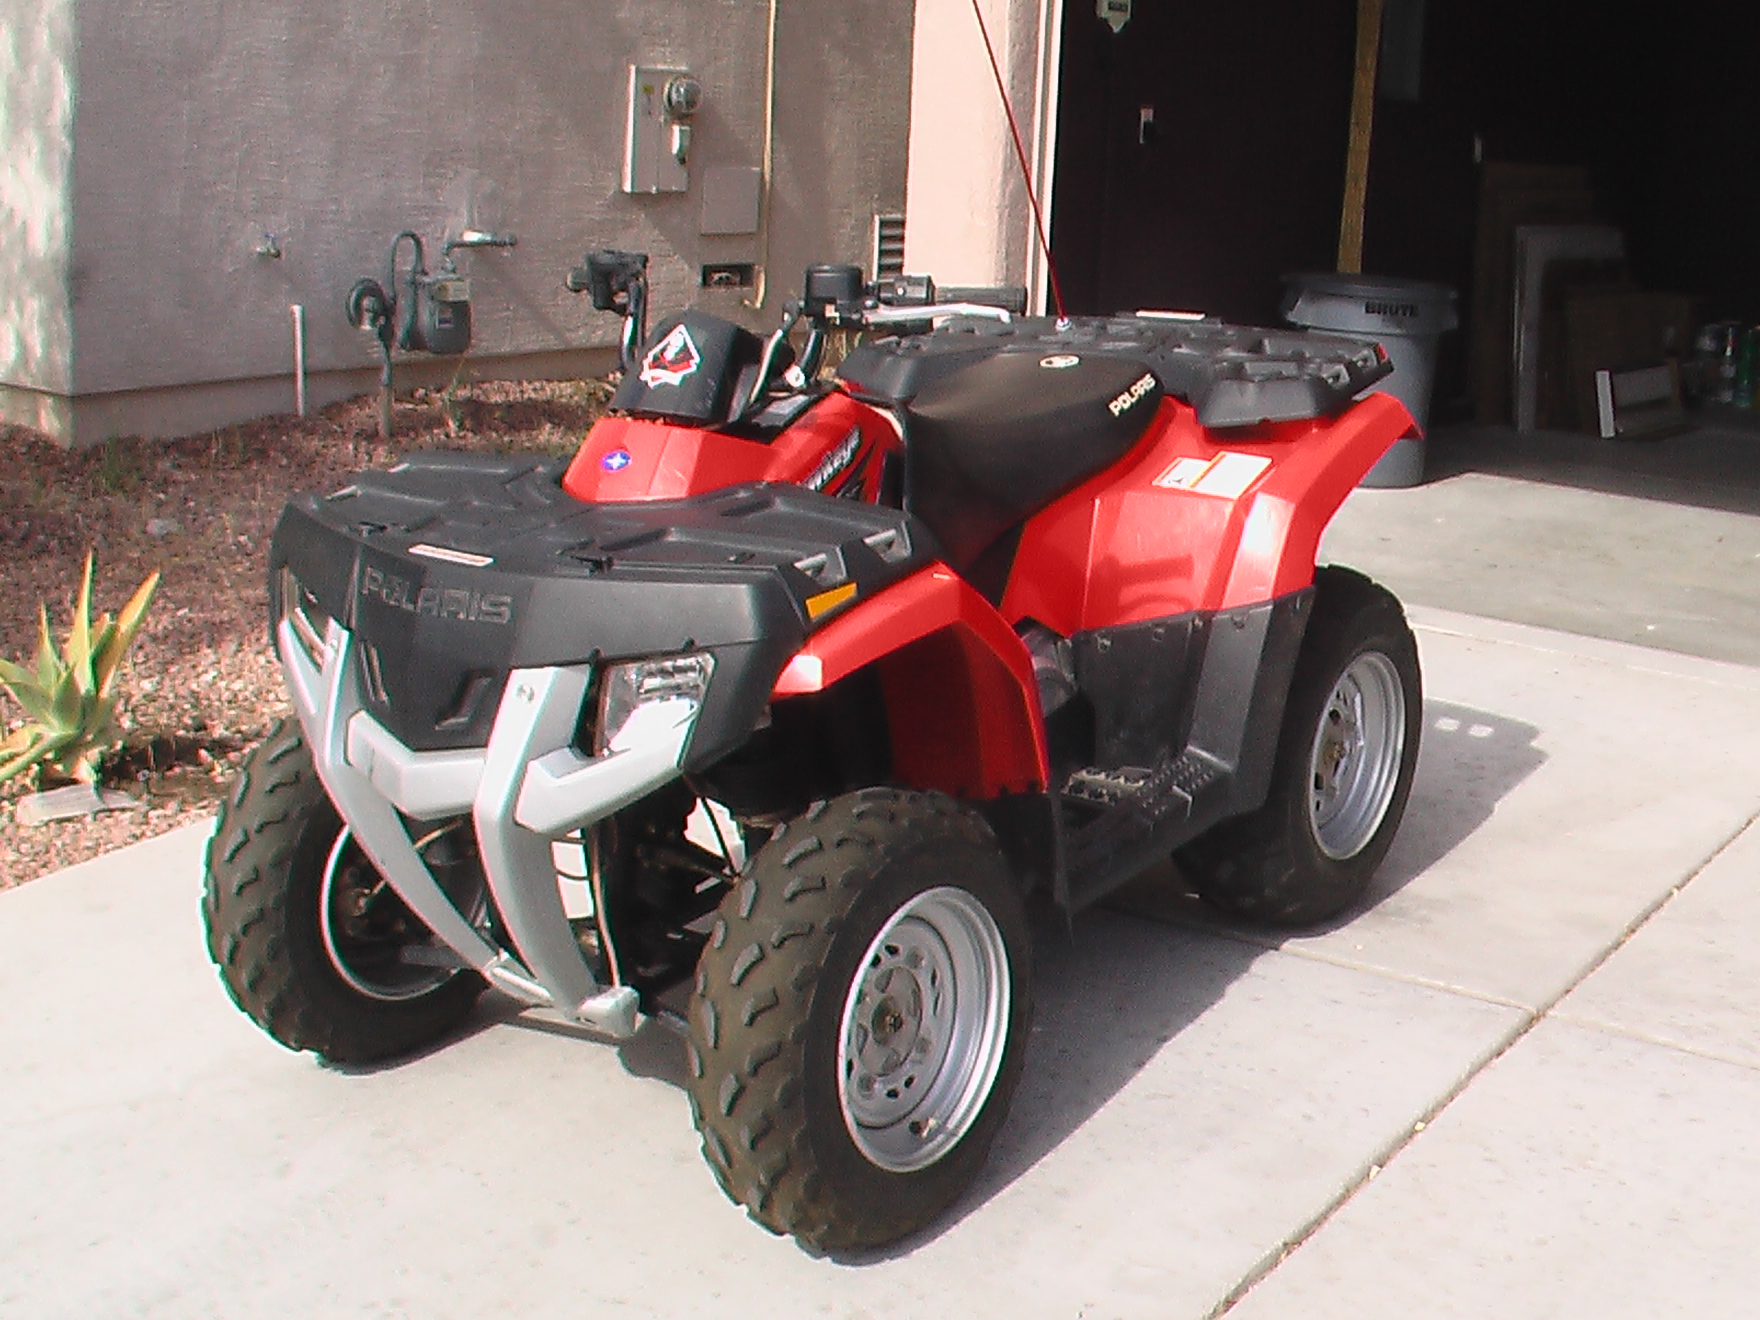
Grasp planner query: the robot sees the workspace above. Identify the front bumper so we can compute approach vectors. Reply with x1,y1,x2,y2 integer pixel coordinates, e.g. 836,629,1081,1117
267,466,942,1035
280,614,695,1038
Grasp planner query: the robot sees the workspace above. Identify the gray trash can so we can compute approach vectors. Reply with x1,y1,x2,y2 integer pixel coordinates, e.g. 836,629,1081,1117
1280,273,1459,488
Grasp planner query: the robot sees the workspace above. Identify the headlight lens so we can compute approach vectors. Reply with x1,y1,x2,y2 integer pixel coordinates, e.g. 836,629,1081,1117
595,653,715,756
278,567,331,671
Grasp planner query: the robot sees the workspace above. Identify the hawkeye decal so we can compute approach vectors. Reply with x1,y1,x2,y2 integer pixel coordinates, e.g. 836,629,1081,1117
1040,354,1081,370
804,428,863,492
1153,452,1272,499
638,323,702,388
1108,371,1158,417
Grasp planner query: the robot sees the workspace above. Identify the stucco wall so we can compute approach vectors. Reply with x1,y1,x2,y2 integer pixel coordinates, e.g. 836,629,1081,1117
770,4,920,310
18,0,912,441
0,0,76,399
904,0,1054,299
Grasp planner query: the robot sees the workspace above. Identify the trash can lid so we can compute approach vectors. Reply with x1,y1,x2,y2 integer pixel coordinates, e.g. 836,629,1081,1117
1280,273,1459,336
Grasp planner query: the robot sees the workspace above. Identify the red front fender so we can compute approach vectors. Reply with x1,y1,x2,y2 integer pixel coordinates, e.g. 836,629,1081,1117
773,566,1049,798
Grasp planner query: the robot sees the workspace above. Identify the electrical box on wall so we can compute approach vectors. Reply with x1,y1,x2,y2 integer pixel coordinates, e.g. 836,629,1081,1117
624,66,701,194
700,166,762,235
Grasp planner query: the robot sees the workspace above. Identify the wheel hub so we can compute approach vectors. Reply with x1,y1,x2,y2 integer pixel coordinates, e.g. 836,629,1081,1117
867,981,918,1052
318,823,483,1002
847,932,947,1126
837,886,1011,1173
1315,703,1363,791
1307,650,1406,860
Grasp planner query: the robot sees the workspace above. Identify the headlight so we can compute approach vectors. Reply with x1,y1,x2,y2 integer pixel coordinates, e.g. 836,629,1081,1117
278,566,331,670
595,653,715,756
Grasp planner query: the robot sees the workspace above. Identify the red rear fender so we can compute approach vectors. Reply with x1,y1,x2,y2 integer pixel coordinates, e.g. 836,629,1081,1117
773,566,1048,798
1001,391,1414,631
1218,391,1416,607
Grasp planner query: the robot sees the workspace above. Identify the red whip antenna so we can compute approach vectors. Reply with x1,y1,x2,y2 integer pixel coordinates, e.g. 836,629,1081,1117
969,0,1067,320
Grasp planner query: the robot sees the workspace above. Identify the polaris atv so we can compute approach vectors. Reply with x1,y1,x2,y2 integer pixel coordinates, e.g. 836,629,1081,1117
204,253,1422,1253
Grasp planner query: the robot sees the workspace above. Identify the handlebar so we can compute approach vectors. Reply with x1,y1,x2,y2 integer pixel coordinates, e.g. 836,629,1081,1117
857,302,1014,328
935,286,1028,314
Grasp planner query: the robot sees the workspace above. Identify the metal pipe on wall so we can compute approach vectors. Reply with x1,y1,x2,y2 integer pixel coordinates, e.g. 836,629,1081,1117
1027,0,1066,318
291,304,308,417
744,0,781,311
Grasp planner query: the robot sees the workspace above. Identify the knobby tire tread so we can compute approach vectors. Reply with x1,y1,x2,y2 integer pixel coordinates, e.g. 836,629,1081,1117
686,787,1027,1253
1179,566,1421,927
202,718,481,1064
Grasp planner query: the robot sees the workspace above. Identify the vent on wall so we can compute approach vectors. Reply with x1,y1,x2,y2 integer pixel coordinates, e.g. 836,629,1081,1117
872,214,906,280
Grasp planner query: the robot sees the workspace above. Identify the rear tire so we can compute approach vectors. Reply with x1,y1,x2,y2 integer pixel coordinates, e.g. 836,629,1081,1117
1178,567,1421,927
686,788,1031,1253
203,718,485,1064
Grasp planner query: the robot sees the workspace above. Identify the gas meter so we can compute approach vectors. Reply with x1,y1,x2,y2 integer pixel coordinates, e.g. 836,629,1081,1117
344,227,516,437
346,229,516,360
411,272,473,356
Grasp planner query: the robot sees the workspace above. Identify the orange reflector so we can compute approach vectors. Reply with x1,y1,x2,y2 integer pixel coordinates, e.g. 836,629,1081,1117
804,582,857,621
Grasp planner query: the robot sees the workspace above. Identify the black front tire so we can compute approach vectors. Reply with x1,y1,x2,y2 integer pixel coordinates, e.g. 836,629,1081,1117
1178,567,1422,927
686,788,1032,1253
202,718,485,1064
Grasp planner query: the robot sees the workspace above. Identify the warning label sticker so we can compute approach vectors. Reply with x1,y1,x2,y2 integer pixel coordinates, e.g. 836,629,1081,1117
1152,451,1272,499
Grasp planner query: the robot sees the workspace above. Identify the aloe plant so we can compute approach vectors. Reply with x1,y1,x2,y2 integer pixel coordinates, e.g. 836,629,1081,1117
0,555,160,786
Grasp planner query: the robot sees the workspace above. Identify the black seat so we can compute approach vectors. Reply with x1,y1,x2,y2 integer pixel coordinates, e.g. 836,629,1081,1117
904,351,1165,572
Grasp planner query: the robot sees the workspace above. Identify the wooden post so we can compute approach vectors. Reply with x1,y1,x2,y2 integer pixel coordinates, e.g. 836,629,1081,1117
1338,0,1385,274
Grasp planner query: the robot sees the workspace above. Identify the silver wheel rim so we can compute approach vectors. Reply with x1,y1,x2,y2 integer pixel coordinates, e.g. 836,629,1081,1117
836,886,1012,1173
318,826,464,1002
1308,650,1406,860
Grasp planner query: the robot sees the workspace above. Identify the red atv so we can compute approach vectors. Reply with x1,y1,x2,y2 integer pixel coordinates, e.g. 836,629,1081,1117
204,252,1421,1252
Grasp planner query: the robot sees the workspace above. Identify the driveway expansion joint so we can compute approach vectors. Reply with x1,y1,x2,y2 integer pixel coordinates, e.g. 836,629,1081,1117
1213,802,1760,1318
1543,1013,1760,1077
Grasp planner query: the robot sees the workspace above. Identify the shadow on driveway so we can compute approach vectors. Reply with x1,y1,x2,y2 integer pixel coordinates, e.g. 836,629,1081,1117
325,693,1543,1258
491,695,1546,1259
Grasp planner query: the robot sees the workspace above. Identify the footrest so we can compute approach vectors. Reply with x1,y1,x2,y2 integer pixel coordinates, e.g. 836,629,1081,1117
1062,765,1152,808
1062,751,1228,881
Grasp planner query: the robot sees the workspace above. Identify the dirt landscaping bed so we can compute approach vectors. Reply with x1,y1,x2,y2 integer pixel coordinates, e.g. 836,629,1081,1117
0,379,610,889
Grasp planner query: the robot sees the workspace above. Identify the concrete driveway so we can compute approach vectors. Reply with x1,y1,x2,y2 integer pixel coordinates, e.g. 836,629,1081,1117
5,606,1760,1319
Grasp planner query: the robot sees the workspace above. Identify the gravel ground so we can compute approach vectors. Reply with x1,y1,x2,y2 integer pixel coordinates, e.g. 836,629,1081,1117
0,378,611,889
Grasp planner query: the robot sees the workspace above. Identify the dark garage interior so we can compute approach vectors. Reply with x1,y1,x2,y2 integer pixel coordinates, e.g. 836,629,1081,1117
1049,0,1760,430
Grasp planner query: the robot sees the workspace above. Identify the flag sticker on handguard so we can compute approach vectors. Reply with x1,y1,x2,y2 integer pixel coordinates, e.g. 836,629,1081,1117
1153,452,1272,498
638,323,702,388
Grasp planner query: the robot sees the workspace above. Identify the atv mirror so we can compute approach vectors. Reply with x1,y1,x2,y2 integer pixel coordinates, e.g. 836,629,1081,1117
801,264,865,326
567,250,650,371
